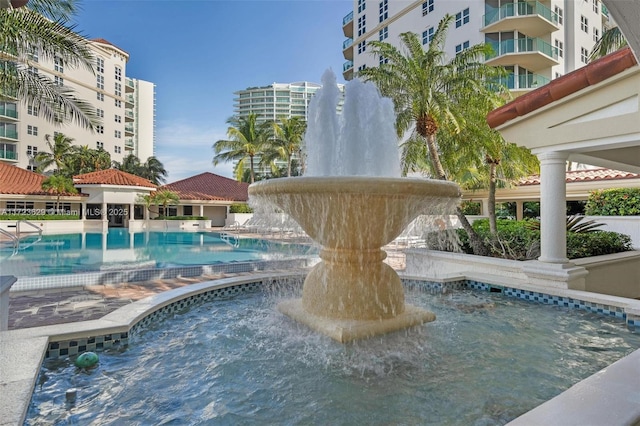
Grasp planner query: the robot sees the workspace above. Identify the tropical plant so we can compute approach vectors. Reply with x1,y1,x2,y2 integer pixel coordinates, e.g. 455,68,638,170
65,144,111,176
589,26,627,61
0,0,100,129
141,189,179,217
585,188,640,216
41,174,76,212
34,132,73,174
525,215,605,233
113,154,168,184
262,117,307,177
358,15,508,255
213,113,272,183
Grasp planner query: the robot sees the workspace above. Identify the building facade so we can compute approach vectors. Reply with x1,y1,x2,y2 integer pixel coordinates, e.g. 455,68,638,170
342,0,613,95
0,38,155,171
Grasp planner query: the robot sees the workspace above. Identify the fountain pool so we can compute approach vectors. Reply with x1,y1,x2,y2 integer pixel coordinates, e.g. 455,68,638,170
25,278,640,424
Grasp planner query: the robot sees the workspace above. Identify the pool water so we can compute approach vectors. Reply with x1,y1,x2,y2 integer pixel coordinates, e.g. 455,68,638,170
0,229,314,277
27,284,640,425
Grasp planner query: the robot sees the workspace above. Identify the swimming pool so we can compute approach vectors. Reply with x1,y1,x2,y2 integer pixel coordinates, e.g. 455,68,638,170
0,229,314,278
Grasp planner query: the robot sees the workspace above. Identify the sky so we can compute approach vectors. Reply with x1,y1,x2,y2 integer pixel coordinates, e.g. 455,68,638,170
74,0,351,182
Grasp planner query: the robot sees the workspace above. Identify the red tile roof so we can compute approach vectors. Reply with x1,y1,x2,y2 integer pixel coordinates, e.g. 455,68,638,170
73,169,157,188
161,173,249,202
0,163,80,196
519,168,640,186
90,38,129,56
487,47,638,129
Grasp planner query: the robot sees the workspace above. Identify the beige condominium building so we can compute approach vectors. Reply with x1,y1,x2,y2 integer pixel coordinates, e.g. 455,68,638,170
342,0,613,96
0,38,155,171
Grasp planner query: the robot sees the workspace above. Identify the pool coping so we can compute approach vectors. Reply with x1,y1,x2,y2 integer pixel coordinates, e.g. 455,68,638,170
2,270,640,426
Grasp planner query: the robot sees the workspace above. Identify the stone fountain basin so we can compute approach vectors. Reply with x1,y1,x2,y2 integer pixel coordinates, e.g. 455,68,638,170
248,176,461,248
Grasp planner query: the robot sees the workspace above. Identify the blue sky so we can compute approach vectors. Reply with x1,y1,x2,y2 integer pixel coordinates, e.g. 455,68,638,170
75,0,350,182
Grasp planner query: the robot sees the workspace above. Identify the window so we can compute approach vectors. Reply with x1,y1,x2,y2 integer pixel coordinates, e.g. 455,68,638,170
114,146,121,154
379,0,388,22
581,15,588,33
455,41,470,54
115,130,121,138
96,141,104,149
5,201,34,214
357,41,366,54
27,125,38,136
96,57,104,73
115,99,122,108
581,47,589,64
455,8,469,27
96,108,104,118
27,66,38,75
593,27,600,42
357,64,367,72
379,55,389,65
357,0,365,13
358,15,366,37
115,66,122,81
26,165,36,171
45,202,71,214
27,105,38,116
96,75,104,90
555,72,563,79
555,39,563,58
97,92,104,102
27,48,38,63
54,76,64,86
96,125,104,134
554,6,563,25
115,82,122,97
54,56,63,73
422,0,434,16
379,26,388,41
593,0,599,13
115,114,122,123
422,27,434,45
183,206,193,216
26,145,37,157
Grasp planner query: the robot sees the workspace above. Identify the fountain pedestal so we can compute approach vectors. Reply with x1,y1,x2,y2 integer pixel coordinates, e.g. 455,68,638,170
249,176,460,343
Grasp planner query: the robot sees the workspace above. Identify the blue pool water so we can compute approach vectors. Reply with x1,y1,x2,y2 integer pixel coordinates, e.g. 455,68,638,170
0,229,313,278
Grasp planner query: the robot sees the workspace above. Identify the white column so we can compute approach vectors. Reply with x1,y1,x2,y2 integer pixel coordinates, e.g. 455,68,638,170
129,203,135,225
102,201,108,233
515,200,524,221
480,198,489,216
199,205,204,217
537,151,569,263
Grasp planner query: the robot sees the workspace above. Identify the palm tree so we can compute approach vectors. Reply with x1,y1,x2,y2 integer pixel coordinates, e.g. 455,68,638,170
213,113,272,183
358,15,508,255
141,156,167,185
113,153,143,175
0,0,100,129
589,26,627,61
144,189,179,217
263,117,307,177
34,132,73,174
41,174,77,213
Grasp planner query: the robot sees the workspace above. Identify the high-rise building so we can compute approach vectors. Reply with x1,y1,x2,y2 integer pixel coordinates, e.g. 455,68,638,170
0,38,155,171
342,0,614,96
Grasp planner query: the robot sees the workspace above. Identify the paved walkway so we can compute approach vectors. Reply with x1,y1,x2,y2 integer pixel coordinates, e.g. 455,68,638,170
7,250,407,330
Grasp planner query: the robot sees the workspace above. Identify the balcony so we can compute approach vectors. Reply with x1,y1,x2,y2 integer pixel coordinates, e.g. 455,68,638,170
125,94,135,107
125,109,134,122
343,11,353,38
343,60,354,81
485,37,559,71
124,138,134,150
125,123,135,136
482,1,559,37
343,38,354,60
0,127,18,140
503,72,550,95
0,104,18,121
125,78,135,93
0,147,18,162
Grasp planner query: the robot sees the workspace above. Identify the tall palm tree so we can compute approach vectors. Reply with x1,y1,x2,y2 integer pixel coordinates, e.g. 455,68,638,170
142,189,179,217
0,0,100,129
589,26,627,61
141,156,167,185
263,117,307,177
113,153,143,175
41,174,76,213
213,113,272,184
34,132,73,174
358,15,508,255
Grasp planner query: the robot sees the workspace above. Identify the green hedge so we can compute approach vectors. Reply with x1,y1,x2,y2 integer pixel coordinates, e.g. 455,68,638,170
0,214,80,220
585,188,640,216
454,219,632,260
229,203,253,213
153,216,207,220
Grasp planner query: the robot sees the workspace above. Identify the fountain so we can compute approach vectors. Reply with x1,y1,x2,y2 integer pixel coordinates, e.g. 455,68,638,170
249,70,461,342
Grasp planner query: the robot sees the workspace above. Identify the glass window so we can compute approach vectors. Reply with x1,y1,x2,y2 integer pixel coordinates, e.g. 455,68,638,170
422,27,434,45
555,39,563,58
379,26,388,41
581,47,589,64
115,66,122,81
96,57,104,73
357,41,366,54
581,15,588,33
27,125,38,136
455,8,469,28
97,92,104,102
379,0,388,22
115,130,122,138
358,15,366,37
422,0,434,16
554,6,563,25
357,0,365,13
54,56,63,73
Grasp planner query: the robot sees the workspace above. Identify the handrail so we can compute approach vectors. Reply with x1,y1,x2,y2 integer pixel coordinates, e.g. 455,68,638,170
16,220,42,237
0,228,18,248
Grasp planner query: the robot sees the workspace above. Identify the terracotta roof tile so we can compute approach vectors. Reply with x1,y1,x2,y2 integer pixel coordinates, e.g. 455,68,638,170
161,173,249,202
73,169,157,188
90,38,129,55
488,47,638,129
0,163,80,196
519,168,640,186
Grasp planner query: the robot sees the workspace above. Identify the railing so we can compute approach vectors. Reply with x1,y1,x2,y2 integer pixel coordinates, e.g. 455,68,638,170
502,72,550,90
343,11,353,26
126,94,135,105
125,110,134,119
602,4,609,17
487,37,558,60
484,0,558,27
343,60,354,72
16,220,42,237
343,38,353,50
0,128,18,139
125,124,134,133
126,78,135,89
0,149,17,161
0,228,18,250
125,138,134,148
0,105,18,119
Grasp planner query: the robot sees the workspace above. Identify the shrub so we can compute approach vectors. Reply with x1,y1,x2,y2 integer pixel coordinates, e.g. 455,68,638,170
229,203,253,214
566,231,633,258
460,201,481,215
585,188,640,216
153,216,206,220
0,214,80,220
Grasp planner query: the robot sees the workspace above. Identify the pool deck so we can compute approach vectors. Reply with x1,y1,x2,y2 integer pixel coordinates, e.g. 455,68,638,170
6,249,406,330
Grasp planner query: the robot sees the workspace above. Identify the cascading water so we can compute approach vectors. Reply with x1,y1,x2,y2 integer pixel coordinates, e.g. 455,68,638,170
249,70,461,342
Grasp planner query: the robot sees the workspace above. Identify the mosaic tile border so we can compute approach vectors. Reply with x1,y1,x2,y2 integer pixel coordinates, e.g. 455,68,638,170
43,276,640,360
